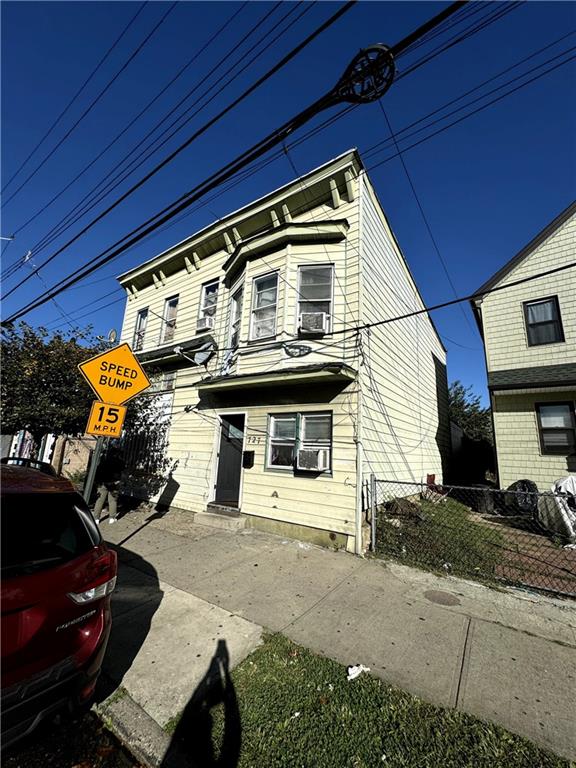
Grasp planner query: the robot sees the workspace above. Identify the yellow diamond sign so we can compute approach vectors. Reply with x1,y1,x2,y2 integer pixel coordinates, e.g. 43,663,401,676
78,343,151,405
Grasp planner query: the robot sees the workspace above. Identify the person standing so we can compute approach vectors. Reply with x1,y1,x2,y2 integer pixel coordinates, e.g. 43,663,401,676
93,445,125,524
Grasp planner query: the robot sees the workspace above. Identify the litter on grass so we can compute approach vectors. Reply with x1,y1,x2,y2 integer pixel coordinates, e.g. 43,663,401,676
346,664,371,681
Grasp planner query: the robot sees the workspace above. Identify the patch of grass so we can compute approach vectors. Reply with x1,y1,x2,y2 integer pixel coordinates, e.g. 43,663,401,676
205,634,566,768
163,713,182,735
375,496,505,583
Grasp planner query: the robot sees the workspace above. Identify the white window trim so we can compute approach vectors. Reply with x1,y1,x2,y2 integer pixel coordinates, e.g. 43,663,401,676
198,279,219,320
228,281,244,348
295,263,334,334
133,307,148,351
250,272,278,341
266,411,332,472
160,295,179,344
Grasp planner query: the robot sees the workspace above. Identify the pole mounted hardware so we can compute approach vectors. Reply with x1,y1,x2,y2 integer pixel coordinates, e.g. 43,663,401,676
331,45,396,105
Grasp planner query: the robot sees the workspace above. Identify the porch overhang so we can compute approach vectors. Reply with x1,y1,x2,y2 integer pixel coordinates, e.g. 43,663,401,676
488,363,576,392
196,362,357,391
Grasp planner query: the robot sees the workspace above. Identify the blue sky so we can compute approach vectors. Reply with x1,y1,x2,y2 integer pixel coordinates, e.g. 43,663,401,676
1,1,575,403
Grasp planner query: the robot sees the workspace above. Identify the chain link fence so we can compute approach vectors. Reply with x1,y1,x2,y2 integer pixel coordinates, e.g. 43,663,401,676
367,477,576,598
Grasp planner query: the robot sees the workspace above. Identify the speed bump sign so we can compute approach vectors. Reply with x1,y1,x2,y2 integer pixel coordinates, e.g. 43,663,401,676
78,343,150,405
85,401,127,438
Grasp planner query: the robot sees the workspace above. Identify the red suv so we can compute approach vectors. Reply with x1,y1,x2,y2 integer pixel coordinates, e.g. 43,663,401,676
1,465,117,748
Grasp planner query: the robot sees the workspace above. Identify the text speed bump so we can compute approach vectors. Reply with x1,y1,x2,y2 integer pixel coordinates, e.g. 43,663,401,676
78,343,150,405
86,401,127,438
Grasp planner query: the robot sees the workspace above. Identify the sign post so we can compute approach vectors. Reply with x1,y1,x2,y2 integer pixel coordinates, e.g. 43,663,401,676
79,343,150,505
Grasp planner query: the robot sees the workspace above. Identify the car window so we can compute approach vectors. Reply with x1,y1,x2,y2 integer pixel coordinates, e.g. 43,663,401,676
1,493,100,577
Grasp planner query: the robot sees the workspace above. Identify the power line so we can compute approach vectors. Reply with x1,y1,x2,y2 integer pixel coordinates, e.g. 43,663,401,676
377,100,477,336
2,2,178,208
2,1,355,305
29,38,576,326
0,2,148,195
26,2,313,258
8,2,249,240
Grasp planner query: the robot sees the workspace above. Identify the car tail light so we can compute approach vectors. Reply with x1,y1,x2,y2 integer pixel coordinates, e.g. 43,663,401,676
67,549,117,605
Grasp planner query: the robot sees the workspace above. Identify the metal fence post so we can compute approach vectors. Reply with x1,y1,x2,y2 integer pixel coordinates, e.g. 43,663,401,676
83,436,104,504
370,473,377,552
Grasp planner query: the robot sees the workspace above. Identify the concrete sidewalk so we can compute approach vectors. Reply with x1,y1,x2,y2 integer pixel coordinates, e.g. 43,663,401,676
97,506,576,764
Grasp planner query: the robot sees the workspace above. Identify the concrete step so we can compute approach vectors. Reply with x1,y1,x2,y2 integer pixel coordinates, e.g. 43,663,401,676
206,502,242,518
194,510,247,531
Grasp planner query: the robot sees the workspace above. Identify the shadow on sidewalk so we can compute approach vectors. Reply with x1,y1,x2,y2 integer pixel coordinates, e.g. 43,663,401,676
161,639,241,768
95,547,163,702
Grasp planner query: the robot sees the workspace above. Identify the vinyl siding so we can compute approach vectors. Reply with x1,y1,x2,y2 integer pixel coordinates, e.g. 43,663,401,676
358,174,449,483
492,390,576,489
481,211,576,372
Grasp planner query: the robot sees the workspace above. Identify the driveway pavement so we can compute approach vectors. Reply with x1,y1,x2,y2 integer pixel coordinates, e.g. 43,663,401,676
96,506,576,764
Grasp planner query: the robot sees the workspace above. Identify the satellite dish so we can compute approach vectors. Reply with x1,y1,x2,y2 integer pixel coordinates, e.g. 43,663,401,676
107,328,117,343
194,342,215,366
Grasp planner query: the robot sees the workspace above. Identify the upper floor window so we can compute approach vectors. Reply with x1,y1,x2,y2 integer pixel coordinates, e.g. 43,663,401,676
133,308,148,351
229,285,243,348
523,297,564,346
536,402,576,455
251,273,278,340
298,265,333,333
161,295,179,343
198,280,219,331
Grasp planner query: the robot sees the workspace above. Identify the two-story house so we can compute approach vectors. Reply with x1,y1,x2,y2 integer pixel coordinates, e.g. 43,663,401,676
472,201,576,490
118,150,450,554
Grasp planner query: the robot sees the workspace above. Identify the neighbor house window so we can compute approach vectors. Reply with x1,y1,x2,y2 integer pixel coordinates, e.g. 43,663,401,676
524,297,564,346
251,274,278,340
133,308,148,351
198,280,219,323
161,295,179,343
229,285,243,348
267,412,332,471
298,265,333,329
536,403,576,455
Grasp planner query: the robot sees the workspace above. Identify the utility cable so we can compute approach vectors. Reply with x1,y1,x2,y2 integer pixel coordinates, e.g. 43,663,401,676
1,2,148,194
9,2,249,238
2,2,178,207
27,2,312,257
377,100,476,335
2,1,354,305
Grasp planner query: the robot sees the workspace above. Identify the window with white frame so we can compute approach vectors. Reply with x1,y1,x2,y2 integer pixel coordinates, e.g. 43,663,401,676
298,265,333,331
251,273,278,340
229,285,243,348
198,280,219,324
160,295,179,343
267,412,332,471
133,308,148,351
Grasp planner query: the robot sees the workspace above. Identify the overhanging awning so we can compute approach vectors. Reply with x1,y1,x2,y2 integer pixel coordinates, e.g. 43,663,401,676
136,335,215,367
196,362,356,391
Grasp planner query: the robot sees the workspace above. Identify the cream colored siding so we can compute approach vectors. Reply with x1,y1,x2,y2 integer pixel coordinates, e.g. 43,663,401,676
493,391,576,489
481,211,575,372
117,151,449,546
359,174,449,483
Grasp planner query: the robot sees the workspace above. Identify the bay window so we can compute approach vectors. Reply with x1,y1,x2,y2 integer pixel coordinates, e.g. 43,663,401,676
251,273,278,340
229,285,243,348
161,295,179,343
298,265,333,330
199,280,219,322
133,308,148,351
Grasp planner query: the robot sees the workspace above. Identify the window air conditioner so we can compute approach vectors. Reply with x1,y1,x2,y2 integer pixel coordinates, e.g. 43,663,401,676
297,447,329,472
196,316,215,333
299,312,328,334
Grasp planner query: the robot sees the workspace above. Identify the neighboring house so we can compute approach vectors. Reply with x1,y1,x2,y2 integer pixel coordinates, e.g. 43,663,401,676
118,150,450,553
472,201,576,490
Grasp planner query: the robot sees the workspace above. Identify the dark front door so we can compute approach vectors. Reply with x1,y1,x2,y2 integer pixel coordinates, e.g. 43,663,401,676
214,414,245,507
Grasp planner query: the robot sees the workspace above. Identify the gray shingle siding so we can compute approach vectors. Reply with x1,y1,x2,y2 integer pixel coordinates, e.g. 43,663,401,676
488,363,576,391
